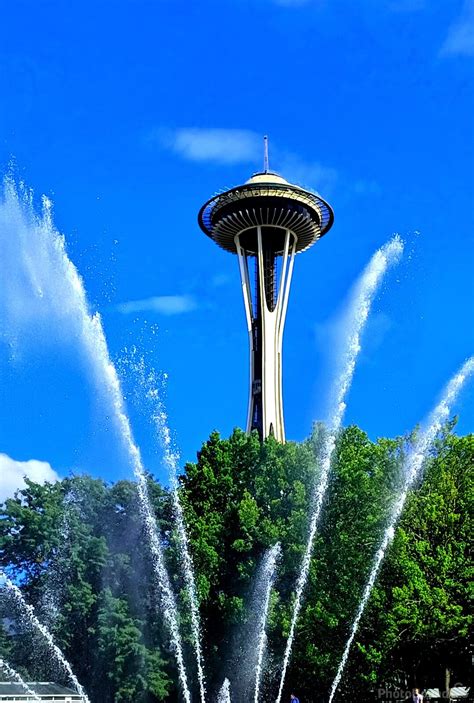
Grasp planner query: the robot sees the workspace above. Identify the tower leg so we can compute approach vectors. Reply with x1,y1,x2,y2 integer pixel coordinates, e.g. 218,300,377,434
235,235,255,434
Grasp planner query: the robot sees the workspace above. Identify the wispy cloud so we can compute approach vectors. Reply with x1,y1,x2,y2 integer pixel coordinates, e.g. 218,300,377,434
155,126,337,193
116,294,197,315
154,128,261,165
0,453,60,501
440,0,474,57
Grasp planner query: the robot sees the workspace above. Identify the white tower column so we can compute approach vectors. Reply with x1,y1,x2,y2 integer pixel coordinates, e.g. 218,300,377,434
235,227,296,442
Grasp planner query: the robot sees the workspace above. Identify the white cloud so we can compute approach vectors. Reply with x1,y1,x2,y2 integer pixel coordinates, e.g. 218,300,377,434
440,0,474,57
116,294,197,315
155,126,337,193
0,453,60,501
157,128,261,165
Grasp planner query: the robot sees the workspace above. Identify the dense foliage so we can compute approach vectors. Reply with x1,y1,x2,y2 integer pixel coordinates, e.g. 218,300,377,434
0,425,472,702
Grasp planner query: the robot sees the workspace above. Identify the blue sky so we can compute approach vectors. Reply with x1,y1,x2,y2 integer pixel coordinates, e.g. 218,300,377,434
0,0,473,489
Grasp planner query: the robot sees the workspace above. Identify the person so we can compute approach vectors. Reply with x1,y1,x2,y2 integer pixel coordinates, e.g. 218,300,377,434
411,688,423,702
290,695,300,703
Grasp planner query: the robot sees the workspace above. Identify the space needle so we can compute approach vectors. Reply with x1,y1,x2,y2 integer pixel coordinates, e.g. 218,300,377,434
198,138,334,442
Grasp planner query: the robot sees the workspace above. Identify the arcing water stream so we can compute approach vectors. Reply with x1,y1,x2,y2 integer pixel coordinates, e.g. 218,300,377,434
253,544,281,703
327,356,474,702
0,572,89,703
0,178,190,702
275,236,404,702
166,430,207,703
0,658,41,701
120,352,206,702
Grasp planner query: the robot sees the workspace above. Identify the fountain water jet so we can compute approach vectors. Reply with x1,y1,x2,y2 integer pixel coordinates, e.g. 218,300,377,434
327,356,474,703
120,351,207,702
0,572,89,702
275,236,404,702
253,543,281,703
216,678,231,703
86,321,190,702
161,432,206,702
0,179,190,702
0,659,41,701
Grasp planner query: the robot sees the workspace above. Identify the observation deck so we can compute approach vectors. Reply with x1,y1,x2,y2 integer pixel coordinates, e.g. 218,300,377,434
198,171,334,256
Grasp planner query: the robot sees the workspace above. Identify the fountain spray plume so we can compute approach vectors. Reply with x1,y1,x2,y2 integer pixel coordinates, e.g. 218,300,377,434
123,352,206,702
254,543,281,703
217,678,232,703
328,356,474,703
0,179,190,702
0,572,89,702
86,321,190,702
275,236,404,702
0,659,41,701
161,425,206,702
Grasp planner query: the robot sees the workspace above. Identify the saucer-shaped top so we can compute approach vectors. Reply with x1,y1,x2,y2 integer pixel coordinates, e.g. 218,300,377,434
198,171,334,255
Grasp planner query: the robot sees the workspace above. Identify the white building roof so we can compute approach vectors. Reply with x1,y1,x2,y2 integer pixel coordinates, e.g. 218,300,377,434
0,682,84,701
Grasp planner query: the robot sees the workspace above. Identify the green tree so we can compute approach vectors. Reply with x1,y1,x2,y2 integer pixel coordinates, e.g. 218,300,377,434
339,431,473,699
0,425,471,702
96,589,171,701
0,475,173,701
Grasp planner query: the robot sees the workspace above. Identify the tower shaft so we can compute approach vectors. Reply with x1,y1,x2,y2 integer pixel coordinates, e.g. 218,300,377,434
236,226,296,441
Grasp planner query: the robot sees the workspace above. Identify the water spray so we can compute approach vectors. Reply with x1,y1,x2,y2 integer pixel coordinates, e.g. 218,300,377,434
0,659,41,701
121,352,207,702
254,543,281,703
217,678,232,703
0,572,89,702
0,180,191,702
327,356,474,702
275,236,404,702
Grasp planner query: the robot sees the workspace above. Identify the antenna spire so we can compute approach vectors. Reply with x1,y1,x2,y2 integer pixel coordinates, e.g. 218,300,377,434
263,135,269,173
